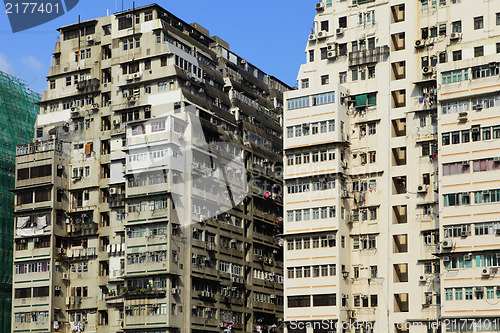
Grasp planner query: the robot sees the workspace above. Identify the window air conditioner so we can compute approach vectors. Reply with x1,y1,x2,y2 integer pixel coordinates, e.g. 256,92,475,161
415,39,425,48
441,240,453,248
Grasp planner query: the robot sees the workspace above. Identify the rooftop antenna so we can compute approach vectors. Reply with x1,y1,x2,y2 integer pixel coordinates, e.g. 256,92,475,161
121,0,123,11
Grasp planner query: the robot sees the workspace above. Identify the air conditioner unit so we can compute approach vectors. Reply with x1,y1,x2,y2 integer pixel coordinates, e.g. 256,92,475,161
415,39,425,48
86,35,94,42
417,185,428,193
55,286,61,291
61,273,69,279
309,34,316,41
327,43,337,51
458,112,468,120
336,28,345,35
472,127,480,133
171,288,180,294
19,239,27,244
489,62,497,68
125,227,131,232
473,103,483,111
483,190,490,195
462,160,470,165
442,240,453,248
482,268,490,276
443,256,450,261
464,254,471,260
450,32,460,40
327,235,334,240
316,2,325,10
419,275,427,282
496,253,500,258
125,74,133,81
270,294,276,299
327,50,338,59
240,59,247,65
422,66,433,75
92,103,99,109
133,72,142,79
461,231,469,237
317,30,328,38
493,157,500,162
109,188,117,195
113,119,120,125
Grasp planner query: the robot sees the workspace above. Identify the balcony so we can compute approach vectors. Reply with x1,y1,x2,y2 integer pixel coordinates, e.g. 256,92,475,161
76,78,100,93
348,45,389,66
16,139,63,156
124,288,167,299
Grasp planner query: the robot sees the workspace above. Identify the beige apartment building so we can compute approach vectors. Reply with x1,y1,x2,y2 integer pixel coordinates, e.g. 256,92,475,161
12,4,289,333
284,0,500,332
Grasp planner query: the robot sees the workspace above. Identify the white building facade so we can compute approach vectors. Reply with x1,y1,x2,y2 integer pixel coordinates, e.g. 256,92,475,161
284,0,500,332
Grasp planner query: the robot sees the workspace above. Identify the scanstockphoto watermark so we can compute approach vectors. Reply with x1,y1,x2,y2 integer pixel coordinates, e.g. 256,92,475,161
119,104,249,228
4,0,79,32
286,319,500,331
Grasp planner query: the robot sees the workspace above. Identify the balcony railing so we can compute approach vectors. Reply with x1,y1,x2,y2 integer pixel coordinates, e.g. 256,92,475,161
348,45,390,66
16,139,63,156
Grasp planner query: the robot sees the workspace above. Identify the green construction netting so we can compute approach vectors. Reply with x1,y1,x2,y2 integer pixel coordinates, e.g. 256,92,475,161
0,71,39,332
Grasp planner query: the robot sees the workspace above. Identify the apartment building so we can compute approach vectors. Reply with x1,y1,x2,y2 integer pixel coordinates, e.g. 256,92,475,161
0,72,39,332
284,0,500,332
12,4,288,333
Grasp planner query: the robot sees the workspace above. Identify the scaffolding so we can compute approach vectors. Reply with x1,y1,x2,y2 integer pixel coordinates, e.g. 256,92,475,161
0,71,40,332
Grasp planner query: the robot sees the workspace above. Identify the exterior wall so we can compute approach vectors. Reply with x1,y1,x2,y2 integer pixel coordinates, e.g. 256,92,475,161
12,5,288,333
284,0,500,332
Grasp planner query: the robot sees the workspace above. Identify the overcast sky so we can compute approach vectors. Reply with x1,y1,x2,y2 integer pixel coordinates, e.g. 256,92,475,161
0,0,316,94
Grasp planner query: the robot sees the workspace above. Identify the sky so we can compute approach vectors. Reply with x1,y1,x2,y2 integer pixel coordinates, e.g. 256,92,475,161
0,0,316,94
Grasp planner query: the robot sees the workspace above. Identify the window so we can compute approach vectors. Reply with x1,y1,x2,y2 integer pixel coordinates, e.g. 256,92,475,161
368,66,375,79
442,133,450,145
452,50,462,61
452,20,462,33
145,11,153,21
313,294,336,307
370,266,377,278
339,71,347,84
320,47,327,60
301,79,309,89
474,16,484,30
321,75,329,85
288,96,309,110
474,46,484,57
339,16,347,28
49,80,55,89
288,296,310,308
439,23,446,36
439,51,447,63
321,20,329,31
339,43,347,56
352,69,358,81
309,50,314,62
